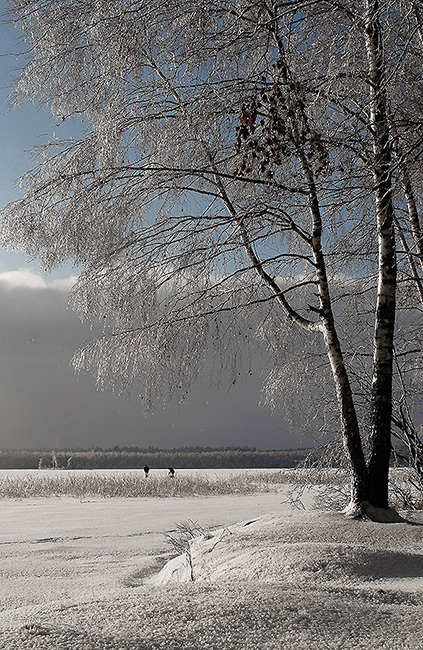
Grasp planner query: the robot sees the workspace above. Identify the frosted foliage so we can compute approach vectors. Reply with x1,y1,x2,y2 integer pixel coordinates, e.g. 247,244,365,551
258,306,337,438
73,321,206,408
70,263,261,405
258,274,423,444
1,0,423,439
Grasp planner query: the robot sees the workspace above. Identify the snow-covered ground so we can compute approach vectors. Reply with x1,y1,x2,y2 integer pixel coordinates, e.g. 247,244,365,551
0,478,422,649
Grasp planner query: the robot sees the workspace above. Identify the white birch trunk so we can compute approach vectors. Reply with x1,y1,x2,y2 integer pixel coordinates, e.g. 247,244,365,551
261,11,370,509
365,0,397,508
402,171,423,275
301,160,369,509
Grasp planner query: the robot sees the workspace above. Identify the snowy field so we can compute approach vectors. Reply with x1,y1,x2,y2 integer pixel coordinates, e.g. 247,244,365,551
0,469,422,649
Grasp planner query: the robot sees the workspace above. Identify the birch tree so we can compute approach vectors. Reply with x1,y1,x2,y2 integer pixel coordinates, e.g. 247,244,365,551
2,0,423,518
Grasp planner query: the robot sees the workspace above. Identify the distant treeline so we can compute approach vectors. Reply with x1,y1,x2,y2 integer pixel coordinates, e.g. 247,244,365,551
0,446,311,470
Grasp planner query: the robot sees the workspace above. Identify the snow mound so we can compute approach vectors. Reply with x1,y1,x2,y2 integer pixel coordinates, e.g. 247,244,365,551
148,511,423,590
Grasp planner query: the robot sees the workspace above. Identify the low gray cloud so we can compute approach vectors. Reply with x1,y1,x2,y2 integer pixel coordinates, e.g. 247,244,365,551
0,269,308,450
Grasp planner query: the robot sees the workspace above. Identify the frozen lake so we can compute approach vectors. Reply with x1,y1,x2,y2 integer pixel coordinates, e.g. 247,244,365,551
0,467,284,478
0,486,289,627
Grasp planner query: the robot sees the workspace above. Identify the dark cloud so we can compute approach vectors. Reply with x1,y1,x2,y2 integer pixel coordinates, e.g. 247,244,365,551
0,270,309,450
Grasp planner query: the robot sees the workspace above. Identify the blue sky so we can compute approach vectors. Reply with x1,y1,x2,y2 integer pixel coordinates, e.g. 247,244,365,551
0,7,57,273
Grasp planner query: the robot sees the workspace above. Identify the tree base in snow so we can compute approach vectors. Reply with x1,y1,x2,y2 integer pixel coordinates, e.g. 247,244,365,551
343,501,404,523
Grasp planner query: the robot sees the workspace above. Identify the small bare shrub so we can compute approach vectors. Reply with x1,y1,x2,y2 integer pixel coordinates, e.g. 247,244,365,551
389,468,423,510
165,519,205,555
279,443,350,510
164,520,206,581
